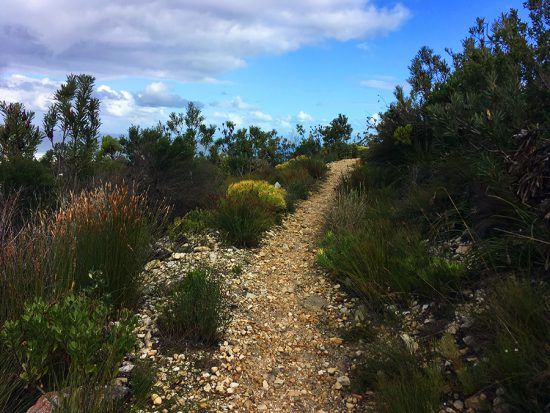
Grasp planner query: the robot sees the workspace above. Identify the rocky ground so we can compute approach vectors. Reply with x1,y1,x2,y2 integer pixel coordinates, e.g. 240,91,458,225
115,157,502,413
125,158,365,413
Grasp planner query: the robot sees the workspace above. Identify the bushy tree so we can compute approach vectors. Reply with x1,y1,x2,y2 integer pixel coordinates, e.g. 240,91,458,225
318,114,353,159
294,123,322,157
164,102,216,159
43,74,100,184
213,122,292,175
0,102,42,160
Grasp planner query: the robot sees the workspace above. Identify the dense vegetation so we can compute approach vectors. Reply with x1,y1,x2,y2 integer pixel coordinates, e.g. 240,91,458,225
318,2,549,412
0,61,352,410
0,1,547,412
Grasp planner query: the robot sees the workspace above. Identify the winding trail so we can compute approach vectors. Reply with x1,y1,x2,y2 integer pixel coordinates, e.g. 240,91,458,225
213,159,361,412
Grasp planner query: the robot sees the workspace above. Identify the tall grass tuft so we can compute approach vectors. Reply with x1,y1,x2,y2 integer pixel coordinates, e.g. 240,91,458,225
317,188,463,302
357,336,443,413
473,278,550,411
157,268,229,346
50,183,167,309
0,194,53,325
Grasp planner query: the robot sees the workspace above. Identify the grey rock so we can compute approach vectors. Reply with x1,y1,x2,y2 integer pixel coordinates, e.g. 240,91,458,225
302,295,329,312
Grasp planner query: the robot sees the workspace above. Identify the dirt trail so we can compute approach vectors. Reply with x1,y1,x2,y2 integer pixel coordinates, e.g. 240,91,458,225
213,158,361,412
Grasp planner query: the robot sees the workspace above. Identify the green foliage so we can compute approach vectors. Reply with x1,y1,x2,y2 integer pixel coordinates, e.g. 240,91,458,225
213,122,294,175
393,124,413,145
227,179,287,211
0,157,57,213
98,135,123,160
377,364,443,413
130,360,155,408
1,294,136,385
120,123,224,217
317,189,463,301
215,180,286,246
157,268,229,345
0,101,42,160
50,184,164,309
473,278,550,411
168,209,214,242
43,74,101,183
318,114,353,157
216,194,277,247
356,336,443,413
274,155,327,209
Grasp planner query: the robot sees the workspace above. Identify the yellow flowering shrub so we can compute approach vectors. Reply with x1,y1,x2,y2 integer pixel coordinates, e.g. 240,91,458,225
275,155,309,171
227,179,287,211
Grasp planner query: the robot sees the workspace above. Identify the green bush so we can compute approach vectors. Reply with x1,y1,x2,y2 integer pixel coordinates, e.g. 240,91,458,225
0,157,57,214
130,360,155,408
168,209,214,242
377,364,442,413
226,179,286,211
1,294,136,385
216,195,277,247
157,268,229,345
274,156,327,209
215,179,285,246
317,189,463,301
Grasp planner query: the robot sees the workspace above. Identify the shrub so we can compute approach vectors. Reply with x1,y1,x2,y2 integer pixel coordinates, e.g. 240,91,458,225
216,180,285,246
1,294,136,386
377,364,442,413
317,189,463,301
226,179,286,212
0,157,57,214
0,196,52,326
50,184,166,309
130,360,155,408
274,156,327,208
276,155,327,180
157,268,228,346
216,195,276,246
168,209,214,242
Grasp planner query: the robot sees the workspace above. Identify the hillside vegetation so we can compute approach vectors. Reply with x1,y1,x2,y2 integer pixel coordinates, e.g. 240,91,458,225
318,2,549,412
0,1,548,412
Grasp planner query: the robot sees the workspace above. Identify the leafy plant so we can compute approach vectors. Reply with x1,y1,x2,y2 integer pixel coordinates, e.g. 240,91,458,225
1,294,136,385
168,209,214,242
226,179,286,211
157,268,229,346
216,179,285,246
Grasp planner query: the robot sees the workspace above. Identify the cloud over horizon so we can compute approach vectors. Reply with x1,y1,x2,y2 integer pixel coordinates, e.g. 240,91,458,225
1,1,410,80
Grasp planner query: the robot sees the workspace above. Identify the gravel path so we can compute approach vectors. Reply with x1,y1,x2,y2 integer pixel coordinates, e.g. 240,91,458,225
210,158,361,412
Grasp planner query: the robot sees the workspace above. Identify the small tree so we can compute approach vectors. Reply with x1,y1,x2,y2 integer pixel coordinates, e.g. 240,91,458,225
98,135,123,160
319,114,353,158
0,102,42,160
164,102,216,159
43,74,101,183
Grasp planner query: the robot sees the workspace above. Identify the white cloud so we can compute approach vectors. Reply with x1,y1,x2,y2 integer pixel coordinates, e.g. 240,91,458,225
297,110,313,122
135,82,189,108
360,78,399,91
212,111,244,126
250,110,272,122
0,74,59,112
96,85,136,117
1,1,410,80
231,96,254,110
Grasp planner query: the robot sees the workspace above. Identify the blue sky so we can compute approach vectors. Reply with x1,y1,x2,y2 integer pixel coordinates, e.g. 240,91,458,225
0,0,526,154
